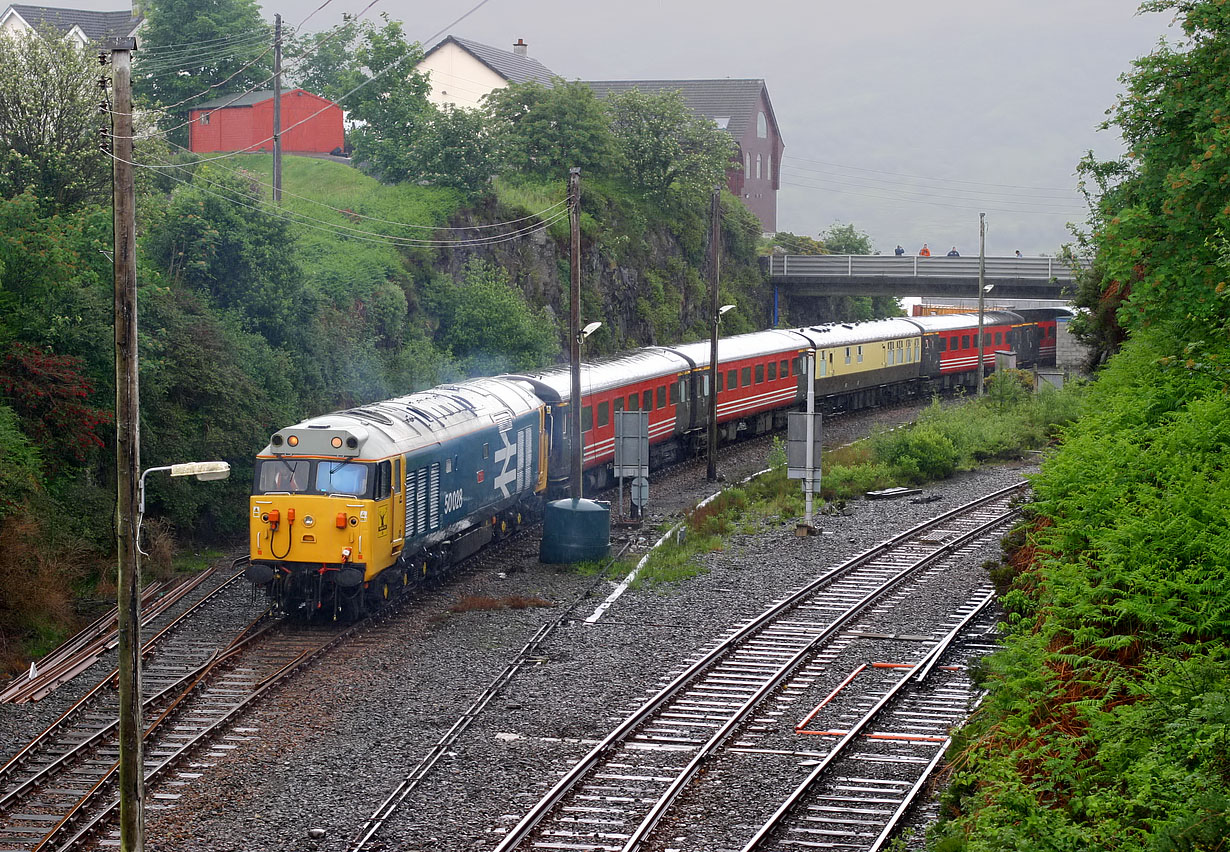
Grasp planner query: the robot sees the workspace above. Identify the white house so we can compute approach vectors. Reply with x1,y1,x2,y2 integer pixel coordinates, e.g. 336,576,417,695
416,35,555,109
0,3,140,45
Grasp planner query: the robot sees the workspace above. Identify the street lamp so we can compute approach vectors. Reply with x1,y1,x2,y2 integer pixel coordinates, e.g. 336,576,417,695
977,283,993,396
707,304,736,481
120,459,230,851
580,321,602,341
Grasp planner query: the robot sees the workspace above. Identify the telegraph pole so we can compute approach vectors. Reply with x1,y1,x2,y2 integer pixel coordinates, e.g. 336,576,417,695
108,35,143,852
272,13,282,202
568,168,582,498
706,187,721,482
976,212,986,396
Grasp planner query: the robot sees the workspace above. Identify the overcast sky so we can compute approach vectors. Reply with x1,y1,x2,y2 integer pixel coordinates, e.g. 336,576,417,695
82,0,1176,254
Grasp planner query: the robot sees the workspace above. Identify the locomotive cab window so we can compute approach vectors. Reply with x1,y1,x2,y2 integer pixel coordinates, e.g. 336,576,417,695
316,461,368,497
258,459,310,493
597,401,609,428
755,364,765,384
374,460,392,501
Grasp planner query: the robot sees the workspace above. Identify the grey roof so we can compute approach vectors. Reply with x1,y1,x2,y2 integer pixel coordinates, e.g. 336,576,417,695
423,35,556,86
585,79,776,141
191,89,277,111
5,4,140,41
189,89,335,111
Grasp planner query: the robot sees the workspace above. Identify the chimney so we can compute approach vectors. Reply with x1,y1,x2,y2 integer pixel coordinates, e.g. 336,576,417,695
512,38,527,56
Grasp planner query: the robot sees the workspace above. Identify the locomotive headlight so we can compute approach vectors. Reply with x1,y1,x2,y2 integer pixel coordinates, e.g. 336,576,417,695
302,515,315,528
287,435,299,447
330,437,343,448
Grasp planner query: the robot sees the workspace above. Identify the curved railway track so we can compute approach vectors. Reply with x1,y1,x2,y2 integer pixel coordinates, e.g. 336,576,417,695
491,482,1026,852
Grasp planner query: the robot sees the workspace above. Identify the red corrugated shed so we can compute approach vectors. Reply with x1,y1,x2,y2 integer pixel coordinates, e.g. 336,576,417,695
187,89,344,155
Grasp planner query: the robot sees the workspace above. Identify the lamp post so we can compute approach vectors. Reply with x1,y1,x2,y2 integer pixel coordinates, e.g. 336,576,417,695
707,304,735,481
976,212,986,396
977,282,994,397
120,459,230,851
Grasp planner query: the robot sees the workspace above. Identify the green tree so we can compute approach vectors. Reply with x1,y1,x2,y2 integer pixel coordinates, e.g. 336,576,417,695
606,88,736,210
135,0,272,147
818,222,874,255
485,79,616,179
405,105,495,195
0,28,110,209
142,167,309,347
430,260,558,375
1080,0,1230,362
326,15,432,182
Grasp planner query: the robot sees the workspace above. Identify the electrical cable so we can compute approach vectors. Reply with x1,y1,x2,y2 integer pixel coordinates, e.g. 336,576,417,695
114,150,572,247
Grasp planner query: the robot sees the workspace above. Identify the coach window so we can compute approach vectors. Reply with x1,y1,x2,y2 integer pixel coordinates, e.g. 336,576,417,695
727,368,737,390
669,381,680,405
961,335,970,349
701,373,709,395
995,332,1003,346
716,371,724,392
767,361,777,381
844,347,851,365
597,401,609,428
888,345,895,367
781,359,789,377
938,337,947,352
950,335,959,350
755,364,765,384
656,385,666,409
643,389,653,410
613,397,624,414
857,345,863,363
627,394,638,411
582,405,593,432
818,352,827,377
741,367,751,387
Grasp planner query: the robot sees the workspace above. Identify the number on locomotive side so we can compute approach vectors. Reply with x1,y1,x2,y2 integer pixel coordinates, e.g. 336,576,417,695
443,489,465,513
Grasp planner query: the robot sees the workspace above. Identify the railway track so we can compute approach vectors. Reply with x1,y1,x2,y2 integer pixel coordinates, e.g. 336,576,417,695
491,482,1025,852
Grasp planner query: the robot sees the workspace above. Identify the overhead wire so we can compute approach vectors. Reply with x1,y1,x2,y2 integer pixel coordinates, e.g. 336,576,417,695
120,148,572,248
113,0,496,164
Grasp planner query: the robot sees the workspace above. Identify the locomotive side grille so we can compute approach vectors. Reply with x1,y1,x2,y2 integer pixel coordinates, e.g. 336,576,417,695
429,463,441,530
518,426,531,492
405,467,417,536
416,468,428,535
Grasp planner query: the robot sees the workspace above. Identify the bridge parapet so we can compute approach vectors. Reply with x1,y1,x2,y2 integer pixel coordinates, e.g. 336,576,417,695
769,254,1089,281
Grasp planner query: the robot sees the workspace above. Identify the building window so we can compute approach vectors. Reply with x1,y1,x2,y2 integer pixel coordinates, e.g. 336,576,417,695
745,152,751,176
757,111,767,138
756,154,762,179
766,156,772,182
199,113,210,125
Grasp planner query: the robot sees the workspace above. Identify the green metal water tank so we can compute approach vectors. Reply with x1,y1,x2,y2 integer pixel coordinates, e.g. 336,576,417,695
539,498,611,563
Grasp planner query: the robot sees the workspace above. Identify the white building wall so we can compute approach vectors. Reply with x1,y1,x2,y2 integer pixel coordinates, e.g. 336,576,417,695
417,43,508,109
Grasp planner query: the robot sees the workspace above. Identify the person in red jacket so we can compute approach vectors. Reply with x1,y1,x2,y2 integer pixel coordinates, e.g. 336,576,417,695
919,244,931,256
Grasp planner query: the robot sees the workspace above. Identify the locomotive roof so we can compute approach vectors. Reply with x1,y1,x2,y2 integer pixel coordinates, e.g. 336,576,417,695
907,311,1024,332
257,376,541,460
521,348,692,399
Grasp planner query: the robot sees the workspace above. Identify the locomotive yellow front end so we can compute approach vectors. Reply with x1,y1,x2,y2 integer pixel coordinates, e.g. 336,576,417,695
247,422,401,617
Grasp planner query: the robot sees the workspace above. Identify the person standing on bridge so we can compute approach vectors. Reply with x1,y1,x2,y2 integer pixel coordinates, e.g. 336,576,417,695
918,244,931,256
947,247,960,256
1014,250,1023,257
894,245,905,255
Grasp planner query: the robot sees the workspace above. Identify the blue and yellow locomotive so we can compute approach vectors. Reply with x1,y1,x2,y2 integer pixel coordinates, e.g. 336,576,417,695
246,378,547,618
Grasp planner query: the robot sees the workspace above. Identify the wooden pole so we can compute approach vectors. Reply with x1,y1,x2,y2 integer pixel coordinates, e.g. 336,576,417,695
109,36,143,852
568,168,582,498
707,187,721,482
272,14,282,203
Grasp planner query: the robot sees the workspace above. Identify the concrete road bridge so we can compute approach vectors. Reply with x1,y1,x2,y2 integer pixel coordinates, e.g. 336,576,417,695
768,254,1088,301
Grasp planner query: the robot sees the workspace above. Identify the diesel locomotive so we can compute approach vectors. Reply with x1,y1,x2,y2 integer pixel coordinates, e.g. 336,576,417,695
247,310,1058,617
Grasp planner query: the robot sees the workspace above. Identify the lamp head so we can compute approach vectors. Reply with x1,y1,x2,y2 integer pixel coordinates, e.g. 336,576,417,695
169,461,231,481
581,321,602,340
